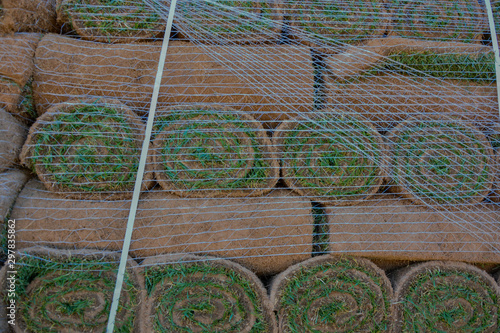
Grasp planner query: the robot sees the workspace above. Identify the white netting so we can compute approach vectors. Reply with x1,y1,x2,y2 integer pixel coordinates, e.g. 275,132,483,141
1,0,500,331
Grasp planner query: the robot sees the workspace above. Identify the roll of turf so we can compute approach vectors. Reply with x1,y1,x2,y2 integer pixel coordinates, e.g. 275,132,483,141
393,261,499,332
270,255,394,332
152,105,279,198
141,254,277,332
273,111,387,205
387,115,494,207
0,0,56,33
20,97,154,200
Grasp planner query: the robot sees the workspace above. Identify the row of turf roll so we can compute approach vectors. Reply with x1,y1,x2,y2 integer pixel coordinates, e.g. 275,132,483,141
19,96,499,206
3,247,499,332
0,0,491,49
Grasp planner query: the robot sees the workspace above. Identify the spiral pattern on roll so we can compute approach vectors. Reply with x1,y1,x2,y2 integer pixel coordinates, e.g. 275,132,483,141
143,258,274,332
391,0,486,43
58,0,166,43
387,115,494,206
395,262,499,332
152,105,279,198
17,264,138,332
285,0,391,52
272,256,393,332
274,111,386,205
20,98,152,200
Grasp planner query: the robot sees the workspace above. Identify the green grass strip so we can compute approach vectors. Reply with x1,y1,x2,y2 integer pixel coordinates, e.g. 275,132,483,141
10,255,138,332
144,261,269,332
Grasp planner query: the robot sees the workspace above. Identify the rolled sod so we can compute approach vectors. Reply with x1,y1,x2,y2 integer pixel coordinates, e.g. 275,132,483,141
388,0,487,43
283,0,391,54
173,0,283,44
0,0,56,33
327,73,499,132
57,0,167,43
0,33,40,122
0,168,30,222
273,111,387,206
153,105,279,198
12,180,314,276
270,255,394,332
141,254,277,332
0,108,27,172
20,98,154,200
33,34,314,129
326,194,500,264
392,261,500,332
387,115,494,207
0,247,144,332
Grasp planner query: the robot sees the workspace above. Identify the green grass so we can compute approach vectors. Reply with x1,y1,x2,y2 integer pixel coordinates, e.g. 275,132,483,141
366,52,496,83
400,268,499,331
154,108,274,195
281,114,384,200
26,104,141,193
144,260,269,332
63,0,162,39
278,257,392,332
390,119,493,205
19,78,37,120
9,255,138,332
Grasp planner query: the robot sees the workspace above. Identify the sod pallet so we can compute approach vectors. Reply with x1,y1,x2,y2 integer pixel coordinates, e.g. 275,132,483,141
141,254,277,332
270,255,394,332
12,180,313,276
33,34,314,129
0,168,30,222
0,247,144,332
388,0,487,43
0,108,27,172
327,194,500,265
392,261,500,332
0,0,56,33
0,33,40,122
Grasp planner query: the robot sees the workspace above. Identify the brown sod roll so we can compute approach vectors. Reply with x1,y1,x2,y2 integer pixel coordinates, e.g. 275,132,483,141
273,111,387,206
327,194,500,264
13,180,314,276
141,254,277,332
153,105,279,198
270,255,394,332
392,261,500,332
20,97,154,200
0,247,144,332
283,0,391,54
388,0,487,43
0,107,27,172
327,73,498,132
0,168,30,221
33,34,314,129
0,33,40,122
387,115,494,207
173,0,283,44
56,0,167,43
0,0,56,33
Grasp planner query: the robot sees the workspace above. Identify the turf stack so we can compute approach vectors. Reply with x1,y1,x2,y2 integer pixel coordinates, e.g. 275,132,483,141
20,97,154,200
273,111,387,205
0,0,56,33
0,247,144,332
387,115,494,207
56,0,167,43
389,0,486,43
283,0,391,54
141,254,277,332
153,105,279,198
392,261,499,332
270,255,394,332
173,0,283,44
33,34,314,129
0,33,40,123
0,108,27,172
